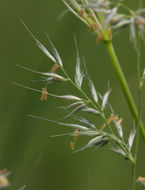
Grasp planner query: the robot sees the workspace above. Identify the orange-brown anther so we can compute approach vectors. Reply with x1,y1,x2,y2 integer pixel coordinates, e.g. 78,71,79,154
51,64,59,73
89,22,98,32
138,177,145,182
73,129,80,141
70,142,75,151
107,114,117,124
96,33,103,43
78,9,85,17
100,124,106,131
40,88,48,101
136,18,145,25
116,118,123,127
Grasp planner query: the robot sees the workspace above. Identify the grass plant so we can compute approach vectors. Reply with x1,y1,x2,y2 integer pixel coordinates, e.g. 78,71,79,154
14,0,145,189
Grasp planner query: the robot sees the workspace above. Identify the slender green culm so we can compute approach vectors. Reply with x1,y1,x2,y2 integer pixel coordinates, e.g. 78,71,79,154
132,0,143,189
105,40,145,142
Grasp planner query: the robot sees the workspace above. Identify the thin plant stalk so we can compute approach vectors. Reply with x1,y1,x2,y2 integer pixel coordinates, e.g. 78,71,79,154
105,40,145,142
132,43,141,190
132,1,143,189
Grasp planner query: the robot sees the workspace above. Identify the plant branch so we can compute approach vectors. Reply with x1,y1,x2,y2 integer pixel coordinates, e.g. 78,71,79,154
61,66,134,163
105,40,145,142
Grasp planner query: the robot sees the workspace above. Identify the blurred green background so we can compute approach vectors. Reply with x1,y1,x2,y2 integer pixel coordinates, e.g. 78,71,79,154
0,0,145,189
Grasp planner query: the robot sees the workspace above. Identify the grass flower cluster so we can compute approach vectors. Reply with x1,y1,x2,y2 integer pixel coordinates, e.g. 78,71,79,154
14,0,145,189
63,0,145,46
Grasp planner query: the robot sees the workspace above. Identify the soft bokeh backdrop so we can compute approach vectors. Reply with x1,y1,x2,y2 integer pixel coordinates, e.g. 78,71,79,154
0,0,145,190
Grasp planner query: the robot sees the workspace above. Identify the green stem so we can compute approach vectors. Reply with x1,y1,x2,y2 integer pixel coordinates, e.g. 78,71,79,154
132,0,143,187
105,40,145,142
132,87,141,190
132,163,136,190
